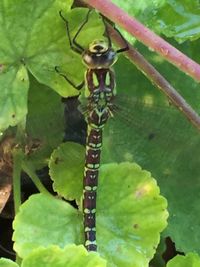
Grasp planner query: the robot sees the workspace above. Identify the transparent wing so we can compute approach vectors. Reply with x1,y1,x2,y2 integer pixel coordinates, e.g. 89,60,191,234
102,93,199,165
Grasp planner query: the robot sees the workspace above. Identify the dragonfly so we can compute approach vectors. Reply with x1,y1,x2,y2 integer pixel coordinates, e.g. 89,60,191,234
56,10,129,252
56,9,200,253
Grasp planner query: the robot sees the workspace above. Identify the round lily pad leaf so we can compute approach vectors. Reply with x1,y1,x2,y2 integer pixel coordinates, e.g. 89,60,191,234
13,193,83,258
21,245,107,267
167,253,200,267
0,258,18,267
96,162,168,267
49,142,85,201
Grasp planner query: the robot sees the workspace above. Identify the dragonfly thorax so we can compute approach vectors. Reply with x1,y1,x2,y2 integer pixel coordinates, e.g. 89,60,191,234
82,40,117,69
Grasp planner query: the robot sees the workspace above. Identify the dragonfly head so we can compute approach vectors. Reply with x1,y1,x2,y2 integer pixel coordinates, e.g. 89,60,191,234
82,40,117,69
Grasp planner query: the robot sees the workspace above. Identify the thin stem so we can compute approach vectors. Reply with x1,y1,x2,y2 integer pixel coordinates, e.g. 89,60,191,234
107,24,200,131
85,0,200,82
12,149,23,214
13,150,23,267
22,160,51,196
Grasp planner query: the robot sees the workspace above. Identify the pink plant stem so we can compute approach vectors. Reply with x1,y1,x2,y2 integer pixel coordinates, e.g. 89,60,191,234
107,25,200,131
85,0,200,82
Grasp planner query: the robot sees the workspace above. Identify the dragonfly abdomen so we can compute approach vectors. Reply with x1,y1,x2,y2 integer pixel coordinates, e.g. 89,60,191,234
83,66,116,251
83,126,102,251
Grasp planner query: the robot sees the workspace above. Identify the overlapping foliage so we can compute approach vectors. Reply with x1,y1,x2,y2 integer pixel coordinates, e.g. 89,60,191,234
0,0,200,266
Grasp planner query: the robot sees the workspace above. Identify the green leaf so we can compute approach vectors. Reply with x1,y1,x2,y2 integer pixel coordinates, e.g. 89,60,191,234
25,76,64,168
151,0,200,43
166,253,200,267
13,193,83,258
0,258,18,267
0,65,29,131
96,162,168,267
0,0,71,131
21,245,107,267
49,142,85,201
111,0,200,43
49,143,168,267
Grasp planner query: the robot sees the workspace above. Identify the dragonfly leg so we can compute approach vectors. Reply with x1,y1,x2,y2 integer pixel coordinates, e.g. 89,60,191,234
59,10,83,55
100,14,129,53
114,26,129,53
72,9,93,52
55,66,84,90
59,9,93,54
101,15,112,48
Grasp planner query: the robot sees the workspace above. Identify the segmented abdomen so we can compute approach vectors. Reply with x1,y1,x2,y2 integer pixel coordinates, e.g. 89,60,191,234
83,126,102,251
83,67,115,251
